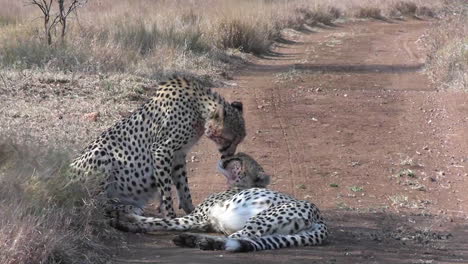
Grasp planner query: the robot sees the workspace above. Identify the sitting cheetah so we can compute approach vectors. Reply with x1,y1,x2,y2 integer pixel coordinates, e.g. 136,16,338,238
115,153,328,252
70,76,246,218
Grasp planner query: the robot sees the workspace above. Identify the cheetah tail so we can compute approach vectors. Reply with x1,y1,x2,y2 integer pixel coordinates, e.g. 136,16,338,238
112,214,205,233
225,223,328,252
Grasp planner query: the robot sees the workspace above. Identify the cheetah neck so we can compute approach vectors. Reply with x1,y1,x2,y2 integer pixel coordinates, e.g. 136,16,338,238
198,91,227,120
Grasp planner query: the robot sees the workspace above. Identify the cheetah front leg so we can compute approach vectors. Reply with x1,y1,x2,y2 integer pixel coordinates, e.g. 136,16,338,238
153,147,176,218
172,152,195,214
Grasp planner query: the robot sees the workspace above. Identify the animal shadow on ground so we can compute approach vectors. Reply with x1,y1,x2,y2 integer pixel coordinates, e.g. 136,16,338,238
246,63,425,74
115,210,468,264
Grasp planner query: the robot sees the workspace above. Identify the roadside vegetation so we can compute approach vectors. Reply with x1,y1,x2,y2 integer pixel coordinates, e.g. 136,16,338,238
0,0,455,263
425,2,467,90
0,0,444,84
0,138,115,264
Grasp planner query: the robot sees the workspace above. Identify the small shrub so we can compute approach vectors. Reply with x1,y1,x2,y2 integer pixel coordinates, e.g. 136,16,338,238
394,1,418,16
294,7,313,25
416,6,436,17
295,7,336,26
216,18,272,55
357,7,383,19
311,10,335,25
328,7,342,19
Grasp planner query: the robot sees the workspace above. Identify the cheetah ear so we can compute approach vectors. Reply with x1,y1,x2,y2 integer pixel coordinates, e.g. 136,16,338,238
211,104,225,122
231,101,243,112
255,172,271,187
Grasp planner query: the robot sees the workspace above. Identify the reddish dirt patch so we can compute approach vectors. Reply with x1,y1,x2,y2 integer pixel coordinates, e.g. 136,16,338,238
115,20,468,263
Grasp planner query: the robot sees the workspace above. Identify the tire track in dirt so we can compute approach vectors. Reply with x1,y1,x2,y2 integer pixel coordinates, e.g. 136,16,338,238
271,82,299,196
116,19,468,264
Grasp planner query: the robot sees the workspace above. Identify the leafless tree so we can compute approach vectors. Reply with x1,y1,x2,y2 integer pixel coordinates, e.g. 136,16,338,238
57,0,88,40
28,0,88,45
29,0,58,45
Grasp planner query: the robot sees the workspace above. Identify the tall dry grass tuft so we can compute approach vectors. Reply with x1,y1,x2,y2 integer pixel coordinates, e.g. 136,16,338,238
357,7,384,19
393,1,418,16
0,138,114,264
216,18,274,55
416,6,437,18
425,6,467,90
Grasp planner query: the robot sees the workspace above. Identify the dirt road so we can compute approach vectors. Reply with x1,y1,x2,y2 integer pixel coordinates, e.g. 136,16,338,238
115,19,468,264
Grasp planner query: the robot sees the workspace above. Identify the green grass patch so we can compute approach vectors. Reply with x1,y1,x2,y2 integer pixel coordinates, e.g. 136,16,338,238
350,186,364,192
397,169,416,178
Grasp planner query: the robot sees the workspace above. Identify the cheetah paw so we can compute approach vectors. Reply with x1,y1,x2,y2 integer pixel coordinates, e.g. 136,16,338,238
173,233,200,248
198,237,226,251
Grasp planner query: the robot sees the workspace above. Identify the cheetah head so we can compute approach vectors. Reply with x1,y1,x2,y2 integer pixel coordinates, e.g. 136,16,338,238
205,101,246,158
217,152,270,189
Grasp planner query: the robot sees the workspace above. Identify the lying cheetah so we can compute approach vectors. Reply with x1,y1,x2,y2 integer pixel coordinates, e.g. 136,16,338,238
70,76,246,218
115,153,328,252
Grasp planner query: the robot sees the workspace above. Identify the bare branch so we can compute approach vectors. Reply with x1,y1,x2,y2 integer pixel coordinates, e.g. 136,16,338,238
57,0,88,39
49,14,61,29
27,0,88,44
62,0,84,18
28,0,48,15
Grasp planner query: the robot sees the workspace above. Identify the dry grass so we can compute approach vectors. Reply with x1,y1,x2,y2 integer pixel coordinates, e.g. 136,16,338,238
216,18,274,54
357,7,384,19
393,1,418,16
425,4,467,90
0,138,115,264
0,1,451,262
0,0,444,81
